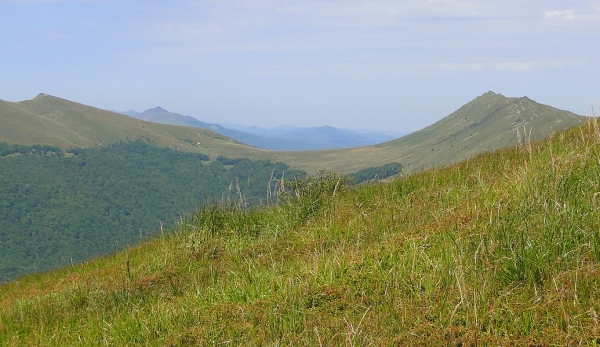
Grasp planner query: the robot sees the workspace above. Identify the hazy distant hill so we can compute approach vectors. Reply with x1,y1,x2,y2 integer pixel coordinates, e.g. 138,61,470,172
273,91,586,173
235,124,399,143
121,110,140,118
129,106,212,129
122,107,397,150
226,123,406,139
238,125,398,149
125,107,288,149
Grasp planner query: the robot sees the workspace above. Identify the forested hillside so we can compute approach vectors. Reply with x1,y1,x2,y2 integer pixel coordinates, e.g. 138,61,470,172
0,141,301,283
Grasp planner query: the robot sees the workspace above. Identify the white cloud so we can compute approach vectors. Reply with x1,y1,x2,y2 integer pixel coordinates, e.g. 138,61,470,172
544,10,576,20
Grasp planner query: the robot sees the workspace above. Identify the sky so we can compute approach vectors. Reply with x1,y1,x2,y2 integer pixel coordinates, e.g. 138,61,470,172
1,0,599,133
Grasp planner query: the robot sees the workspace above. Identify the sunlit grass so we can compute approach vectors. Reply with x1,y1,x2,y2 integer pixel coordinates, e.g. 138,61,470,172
2,120,600,346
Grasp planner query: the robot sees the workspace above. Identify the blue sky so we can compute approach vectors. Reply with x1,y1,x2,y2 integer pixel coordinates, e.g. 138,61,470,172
1,0,599,132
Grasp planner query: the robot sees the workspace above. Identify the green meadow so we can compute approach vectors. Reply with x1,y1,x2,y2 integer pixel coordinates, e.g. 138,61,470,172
2,118,600,345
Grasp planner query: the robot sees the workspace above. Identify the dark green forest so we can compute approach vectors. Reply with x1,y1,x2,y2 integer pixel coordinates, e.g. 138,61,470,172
0,141,302,283
349,162,402,182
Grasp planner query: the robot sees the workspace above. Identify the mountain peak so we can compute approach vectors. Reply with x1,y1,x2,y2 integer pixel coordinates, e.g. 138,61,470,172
480,91,505,98
146,107,168,113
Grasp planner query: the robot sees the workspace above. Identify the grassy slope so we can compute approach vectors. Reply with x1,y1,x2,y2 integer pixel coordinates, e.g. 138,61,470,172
2,119,600,346
271,91,585,173
0,94,271,161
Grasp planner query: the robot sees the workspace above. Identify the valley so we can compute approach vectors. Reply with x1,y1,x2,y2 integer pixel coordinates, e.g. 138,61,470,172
1,115,599,345
0,90,587,282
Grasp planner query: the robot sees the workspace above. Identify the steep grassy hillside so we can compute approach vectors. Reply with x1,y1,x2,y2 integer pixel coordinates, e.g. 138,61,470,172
272,91,585,173
1,119,599,345
0,94,270,161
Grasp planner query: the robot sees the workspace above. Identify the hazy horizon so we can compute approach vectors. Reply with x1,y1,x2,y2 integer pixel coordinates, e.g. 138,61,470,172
109,106,407,136
2,1,599,132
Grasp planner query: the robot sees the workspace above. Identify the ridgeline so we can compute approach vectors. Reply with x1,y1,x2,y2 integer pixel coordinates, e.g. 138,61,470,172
275,91,585,173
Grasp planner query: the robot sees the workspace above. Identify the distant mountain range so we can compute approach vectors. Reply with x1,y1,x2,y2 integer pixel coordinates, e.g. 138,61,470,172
0,91,586,174
224,123,406,140
120,107,399,150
